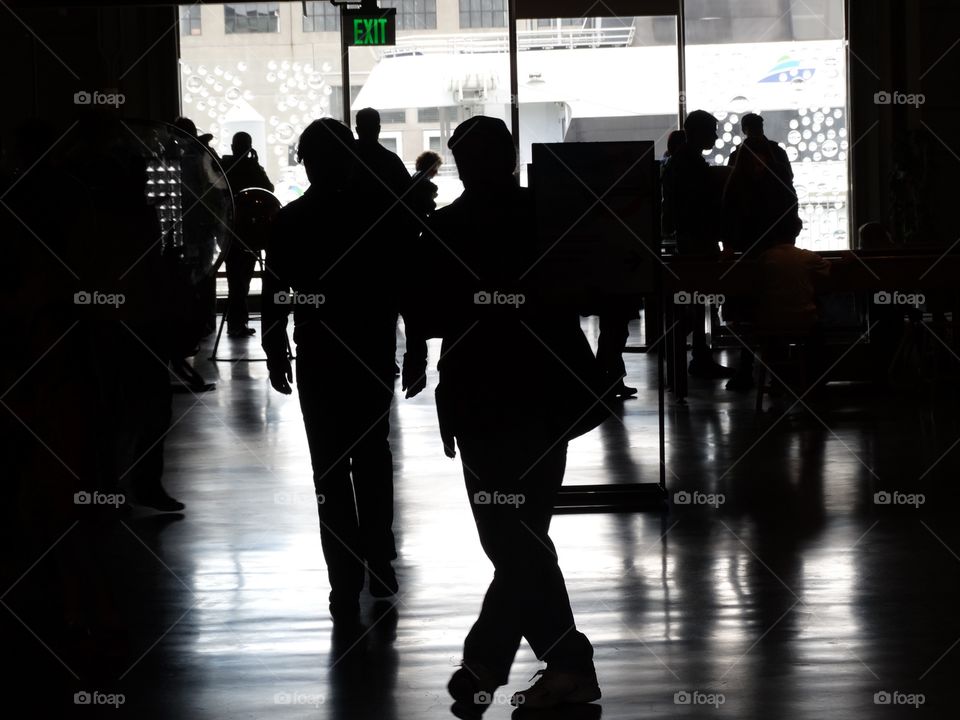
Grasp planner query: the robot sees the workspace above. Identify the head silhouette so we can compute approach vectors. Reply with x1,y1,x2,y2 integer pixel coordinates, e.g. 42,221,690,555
666,129,686,157
683,110,719,153
231,131,253,157
741,113,764,138
448,116,515,191
296,119,356,188
355,107,381,144
173,116,198,137
416,150,442,177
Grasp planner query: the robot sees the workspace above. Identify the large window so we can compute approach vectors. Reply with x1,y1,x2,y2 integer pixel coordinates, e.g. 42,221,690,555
382,1,438,31
684,0,849,250
329,85,363,124
536,18,583,29
460,0,507,29
302,1,339,32
304,1,438,33
180,5,201,36
224,2,279,34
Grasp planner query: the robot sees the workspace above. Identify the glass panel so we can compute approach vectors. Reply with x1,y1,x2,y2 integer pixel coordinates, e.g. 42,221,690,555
683,0,849,250
348,5,512,208
180,3,341,211
515,16,680,186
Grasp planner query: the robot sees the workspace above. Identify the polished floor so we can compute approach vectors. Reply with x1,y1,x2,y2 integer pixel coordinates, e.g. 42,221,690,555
5,317,960,719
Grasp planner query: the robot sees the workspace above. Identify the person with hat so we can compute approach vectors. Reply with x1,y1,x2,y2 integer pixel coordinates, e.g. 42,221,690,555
404,116,602,714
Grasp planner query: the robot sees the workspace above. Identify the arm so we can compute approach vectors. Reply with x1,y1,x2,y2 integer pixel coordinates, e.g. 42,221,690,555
257,163,275,193
261,218,293,393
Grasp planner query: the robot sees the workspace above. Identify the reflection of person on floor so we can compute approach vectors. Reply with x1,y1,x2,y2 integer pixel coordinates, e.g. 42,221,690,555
221,131,274,337
404,116,602,715
661,110,733,379
262,119,404,621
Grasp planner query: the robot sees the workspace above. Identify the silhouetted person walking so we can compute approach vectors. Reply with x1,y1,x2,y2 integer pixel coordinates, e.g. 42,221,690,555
661,110,733,378
221,131,274,337
405,116,601,714
262,119,405,621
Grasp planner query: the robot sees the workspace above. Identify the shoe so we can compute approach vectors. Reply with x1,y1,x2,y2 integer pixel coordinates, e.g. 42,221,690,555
227,327,256,337
449,661,500,718
510,669,601,710
367,563,398,598
688,358,735,379
329,593,360,623
135,487,185,512
725,373,754,392
613,382,637,398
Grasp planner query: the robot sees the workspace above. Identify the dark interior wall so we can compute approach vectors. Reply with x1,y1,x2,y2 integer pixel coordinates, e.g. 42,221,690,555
849,0,960,244
0,4,180,144
915,0,960,245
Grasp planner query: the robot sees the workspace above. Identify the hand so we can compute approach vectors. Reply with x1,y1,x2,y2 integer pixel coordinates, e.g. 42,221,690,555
440,429,456,459
269,358,293,394
401,354,427,399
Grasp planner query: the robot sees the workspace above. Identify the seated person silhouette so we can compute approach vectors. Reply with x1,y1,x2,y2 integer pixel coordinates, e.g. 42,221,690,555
221,131,274,337
722,136,804,390
755,242,831,334
404,116,601,714
262,119,405,621
753,241,831,393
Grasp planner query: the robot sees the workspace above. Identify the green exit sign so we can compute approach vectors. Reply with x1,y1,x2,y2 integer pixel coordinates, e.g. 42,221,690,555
343,9,396,47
